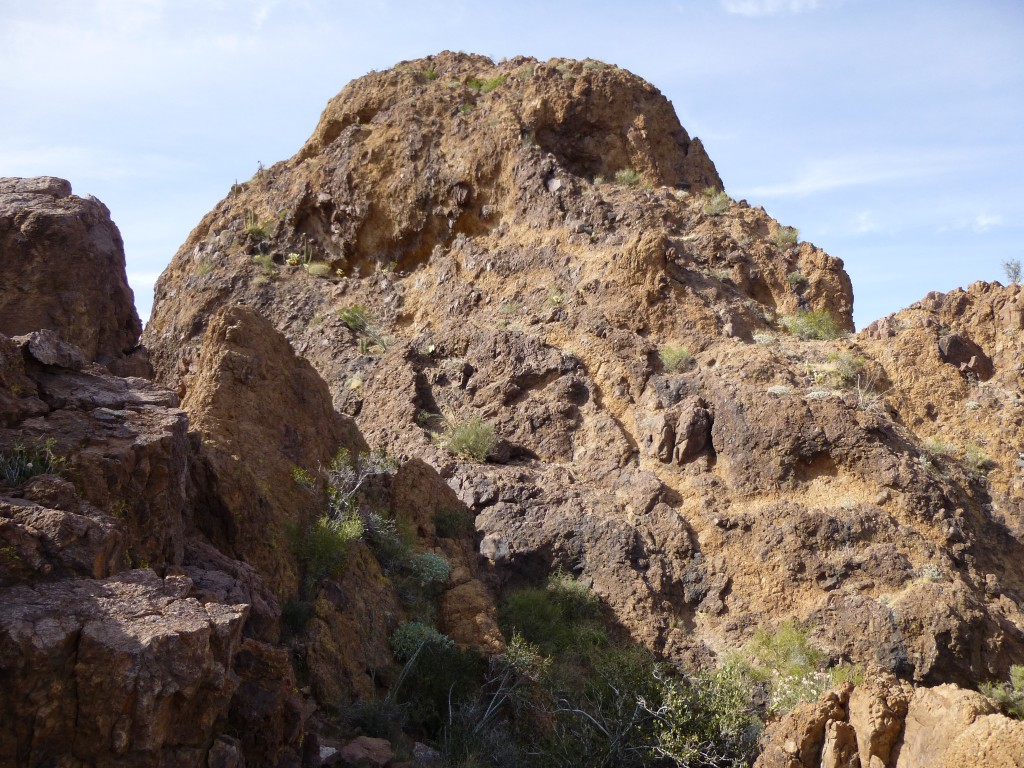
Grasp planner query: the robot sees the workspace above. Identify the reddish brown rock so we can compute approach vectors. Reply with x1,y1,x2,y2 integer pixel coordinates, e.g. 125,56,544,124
182,304,364,600
0,569,247,768
0,176,141,363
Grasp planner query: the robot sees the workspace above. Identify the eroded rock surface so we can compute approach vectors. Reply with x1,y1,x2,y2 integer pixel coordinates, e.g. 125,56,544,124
0,177,142,364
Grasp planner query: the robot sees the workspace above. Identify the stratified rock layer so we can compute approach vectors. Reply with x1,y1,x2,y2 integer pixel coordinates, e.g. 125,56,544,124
0,177,141,363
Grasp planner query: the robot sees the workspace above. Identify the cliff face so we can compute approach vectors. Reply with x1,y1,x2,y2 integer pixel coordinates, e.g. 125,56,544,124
4,50,1024,768
144,50,1018,688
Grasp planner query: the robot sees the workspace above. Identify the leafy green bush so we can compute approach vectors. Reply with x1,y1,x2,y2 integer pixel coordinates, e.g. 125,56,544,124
781,310,846,340
702,188,730,216
981,665,1024,719
729,620,859,716
390,621,454,661
443,416,497,461
467,75,506,93
499,571,604,658
658,345,693,373
408,551,451,586
773,226,800,249
787,270,807,290
614,167,642,186
296,514,363,586
649,662,762,766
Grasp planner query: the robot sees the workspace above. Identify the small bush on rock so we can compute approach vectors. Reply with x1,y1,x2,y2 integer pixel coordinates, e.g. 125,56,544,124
390,621,454,662
773,226,800,249
702,188,730,216
614,167,642,186
658,345,693,373
781,310,845,340
443,416,496,461
981,665,1024,719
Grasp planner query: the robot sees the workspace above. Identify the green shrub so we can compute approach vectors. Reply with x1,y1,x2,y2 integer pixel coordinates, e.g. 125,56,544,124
658,345,693,373
773,226,800,249
338,305,371,333
252,253,276,276
650,662,762,766
443,416,496,461
963,443,996,474
730,620,857,716
781,310,846,340
702,188,730,216
787,270,807,290
408,551,451,586
499,571,604,658
434,507,474,538
0,439,66,486
296,514,363,586
981,665,1024,719
422,69,439,81
390,621,454,662
467,75,506,93
1003,259,1022,285
243,209,270,240
614,167,642,186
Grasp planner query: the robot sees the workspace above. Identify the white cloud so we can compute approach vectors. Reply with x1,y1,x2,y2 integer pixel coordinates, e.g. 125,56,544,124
740,151,977,199
720,0,827,17
851,210,878,234
972,213,1002,233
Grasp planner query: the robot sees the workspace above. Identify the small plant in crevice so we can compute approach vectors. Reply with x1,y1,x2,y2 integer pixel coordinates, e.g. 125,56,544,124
980,665,1024,720
252,253,276,276
0,439,66,486
614,167,642,186
243,209,272,240
787,270,807,290
773,226,800,249
338,304,390,352
781,310,846,340
442,416,497,462
702,188,730,216
963,443,996,474
658,345,693,373
303,261,334,278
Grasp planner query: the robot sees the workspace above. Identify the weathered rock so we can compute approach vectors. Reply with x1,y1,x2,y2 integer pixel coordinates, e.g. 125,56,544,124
335,736,393,768
758,678,1024,768
0,177,141,363
182,304,364,600
0,569,247,768
15,328,86,370
226,639,306,768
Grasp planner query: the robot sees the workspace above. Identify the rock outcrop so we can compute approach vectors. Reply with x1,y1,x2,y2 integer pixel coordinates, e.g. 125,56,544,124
0,569,247,768
0,177,142,365
143,52,1021,688
756,676,1024,768
5,50,1024,767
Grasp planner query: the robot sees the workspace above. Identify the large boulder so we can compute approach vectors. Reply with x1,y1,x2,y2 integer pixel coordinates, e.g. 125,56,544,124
0,177,141,364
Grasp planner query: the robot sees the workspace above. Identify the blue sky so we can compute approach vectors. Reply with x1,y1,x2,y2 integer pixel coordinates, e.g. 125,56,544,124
3,0,1021,329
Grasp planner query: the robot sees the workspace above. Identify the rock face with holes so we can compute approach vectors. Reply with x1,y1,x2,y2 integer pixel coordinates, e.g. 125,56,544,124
0,176,142,366
142,51,1024,690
